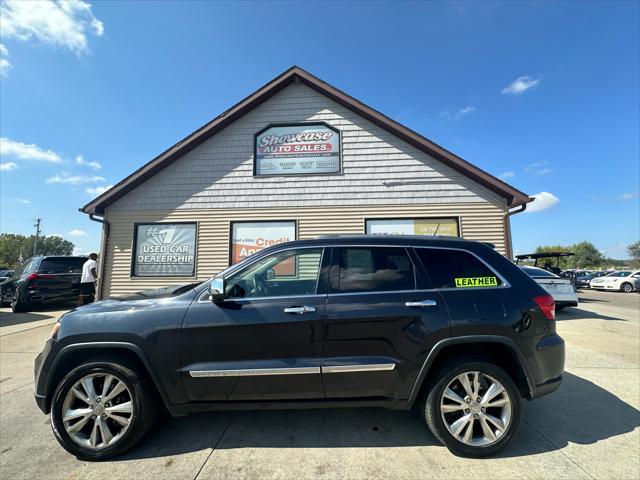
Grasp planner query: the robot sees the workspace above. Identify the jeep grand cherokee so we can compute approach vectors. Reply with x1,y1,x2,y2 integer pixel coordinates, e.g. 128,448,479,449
34,235,564,460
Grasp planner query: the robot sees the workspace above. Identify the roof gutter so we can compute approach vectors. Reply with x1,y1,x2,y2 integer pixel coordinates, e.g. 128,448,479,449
87,213,109,300
503,201,529,261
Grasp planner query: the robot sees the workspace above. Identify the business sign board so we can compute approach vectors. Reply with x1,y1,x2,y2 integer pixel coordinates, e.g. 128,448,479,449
365,218,459,237
254,123,340,175
132,223,196,276
231,221,296,275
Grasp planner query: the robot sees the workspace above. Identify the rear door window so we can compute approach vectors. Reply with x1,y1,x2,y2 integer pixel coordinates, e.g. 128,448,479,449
332,246,415,293
39,257,85,274
414,248,503,289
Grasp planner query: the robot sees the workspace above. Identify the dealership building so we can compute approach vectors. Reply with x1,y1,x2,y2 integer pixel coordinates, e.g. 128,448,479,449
81,66,531,298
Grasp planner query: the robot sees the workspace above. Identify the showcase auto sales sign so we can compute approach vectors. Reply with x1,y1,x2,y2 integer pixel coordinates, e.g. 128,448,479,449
255,123,340,175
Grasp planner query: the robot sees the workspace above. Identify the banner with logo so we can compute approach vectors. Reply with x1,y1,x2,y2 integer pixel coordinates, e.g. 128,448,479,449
231,221,296,274
365,218,459,237
133,223,196,276
255,123,340,175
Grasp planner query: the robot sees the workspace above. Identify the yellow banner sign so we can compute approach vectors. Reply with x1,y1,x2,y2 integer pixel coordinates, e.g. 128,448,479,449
454,277,498,288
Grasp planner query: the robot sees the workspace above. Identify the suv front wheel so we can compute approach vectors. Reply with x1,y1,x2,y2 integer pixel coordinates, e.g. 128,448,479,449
50,359,157,460
423,359,521,457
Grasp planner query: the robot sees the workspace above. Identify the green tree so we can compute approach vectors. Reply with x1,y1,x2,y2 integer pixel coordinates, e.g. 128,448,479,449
572,241,604,269
628,241,640,268
0,233,75,269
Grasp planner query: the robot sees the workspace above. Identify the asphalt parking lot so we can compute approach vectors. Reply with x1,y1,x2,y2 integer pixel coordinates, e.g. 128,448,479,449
0,290,638,480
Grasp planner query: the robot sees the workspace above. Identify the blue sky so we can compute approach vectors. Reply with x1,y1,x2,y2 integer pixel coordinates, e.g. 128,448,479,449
1,0,638,259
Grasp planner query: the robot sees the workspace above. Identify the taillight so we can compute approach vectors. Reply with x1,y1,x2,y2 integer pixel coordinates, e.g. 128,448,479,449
533,294,555,320
26,273,55,283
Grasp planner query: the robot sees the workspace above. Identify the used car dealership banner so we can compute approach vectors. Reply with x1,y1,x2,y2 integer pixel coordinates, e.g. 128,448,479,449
231,221,296,274
366,218,459,237
133,223,196,276
255,123,340,175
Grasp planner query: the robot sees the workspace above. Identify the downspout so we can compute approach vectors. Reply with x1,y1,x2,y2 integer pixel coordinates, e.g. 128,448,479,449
88,213,110,300
504,202,528,261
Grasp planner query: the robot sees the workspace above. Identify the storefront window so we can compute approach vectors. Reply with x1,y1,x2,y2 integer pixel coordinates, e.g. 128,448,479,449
365,218,459,237
230,221,296,267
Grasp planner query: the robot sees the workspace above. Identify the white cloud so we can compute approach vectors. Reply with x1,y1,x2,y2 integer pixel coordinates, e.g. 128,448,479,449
0,161,18,171
68,228,87,237
526,191,560,212
12,197,30,204
499,171,515,180
47,172,105,184
75,155,101,170
0,0,104,55
0,43,11,77
524,161,551,175
502,76,540,95
0,137,62,163
85,184,113,195
619,192,638,201
441,105,476,121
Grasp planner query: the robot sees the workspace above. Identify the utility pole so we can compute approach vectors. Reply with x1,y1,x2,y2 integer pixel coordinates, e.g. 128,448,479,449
33,218,41,256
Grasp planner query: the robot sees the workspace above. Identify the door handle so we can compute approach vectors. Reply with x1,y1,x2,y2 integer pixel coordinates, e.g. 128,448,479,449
284,306,316,314
405,300,437,308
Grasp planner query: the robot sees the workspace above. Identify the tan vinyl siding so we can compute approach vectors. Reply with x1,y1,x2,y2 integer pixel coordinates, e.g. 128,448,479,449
102,203,506,297
107,82,507,212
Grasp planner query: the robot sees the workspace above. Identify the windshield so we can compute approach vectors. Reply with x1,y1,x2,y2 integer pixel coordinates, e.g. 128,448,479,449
605,271,632,277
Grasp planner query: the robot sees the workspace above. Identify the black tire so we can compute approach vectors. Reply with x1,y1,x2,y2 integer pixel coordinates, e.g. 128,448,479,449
423,359,521,458
50,360,157,460
0,288,10,307
620,282,633,293
11,290,28,313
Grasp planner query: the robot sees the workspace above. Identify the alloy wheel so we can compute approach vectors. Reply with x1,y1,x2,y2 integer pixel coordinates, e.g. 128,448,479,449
622,283,633,293
61,373,134,449
440,371,512,447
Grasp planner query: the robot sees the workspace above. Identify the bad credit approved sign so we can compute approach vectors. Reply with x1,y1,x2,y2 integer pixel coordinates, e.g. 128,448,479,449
255,123,340,175
231,221,296,275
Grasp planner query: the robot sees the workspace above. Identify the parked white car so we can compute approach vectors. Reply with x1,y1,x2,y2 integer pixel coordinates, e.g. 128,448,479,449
590,270,640,292
520,266,578,310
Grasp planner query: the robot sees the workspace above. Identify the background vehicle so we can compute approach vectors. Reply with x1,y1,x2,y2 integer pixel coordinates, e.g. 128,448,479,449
34,236,564,460
519,266,578,310
590,270,640,292
574,271,608,289
515,252,575,276
0,256,86,312
0,270,14,285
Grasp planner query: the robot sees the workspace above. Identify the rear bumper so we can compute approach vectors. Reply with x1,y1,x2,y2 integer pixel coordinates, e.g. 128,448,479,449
27,289,78,304
529,334,565,399
556,300,578,308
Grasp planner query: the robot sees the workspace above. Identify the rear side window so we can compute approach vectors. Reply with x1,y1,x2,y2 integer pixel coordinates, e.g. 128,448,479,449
415,248,503,289
333,246,415,293
39,257,85,274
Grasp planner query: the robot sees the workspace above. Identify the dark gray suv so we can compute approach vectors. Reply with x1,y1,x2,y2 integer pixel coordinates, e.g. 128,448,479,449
34,235,564,460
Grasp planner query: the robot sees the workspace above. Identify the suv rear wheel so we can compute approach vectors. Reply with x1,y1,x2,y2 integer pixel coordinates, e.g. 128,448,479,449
11,291,28,313
50,360,157,460
423,359,521,457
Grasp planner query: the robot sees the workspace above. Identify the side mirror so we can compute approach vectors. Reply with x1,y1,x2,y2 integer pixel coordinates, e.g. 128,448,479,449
208,277,226,302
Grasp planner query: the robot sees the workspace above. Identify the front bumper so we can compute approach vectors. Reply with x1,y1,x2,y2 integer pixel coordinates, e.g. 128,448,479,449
530,334,565,399
33,338,56,414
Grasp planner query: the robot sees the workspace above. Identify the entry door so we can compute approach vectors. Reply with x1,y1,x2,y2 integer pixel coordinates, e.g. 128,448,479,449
181,247,328,402
322,246,450,400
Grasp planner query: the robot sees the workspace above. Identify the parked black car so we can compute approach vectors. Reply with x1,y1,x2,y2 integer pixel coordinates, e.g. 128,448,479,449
0,256,87,312
34,236,564,460
0,269,14,285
